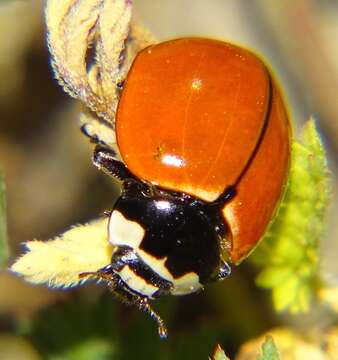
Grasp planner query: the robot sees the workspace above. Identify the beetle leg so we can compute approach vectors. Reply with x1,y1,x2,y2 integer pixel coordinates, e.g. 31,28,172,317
80,267,168,339
93,145,136,181
135,297,168,339
113,285,168,339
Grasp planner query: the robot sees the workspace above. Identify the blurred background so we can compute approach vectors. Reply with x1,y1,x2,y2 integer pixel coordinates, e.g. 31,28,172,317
0,0,337,359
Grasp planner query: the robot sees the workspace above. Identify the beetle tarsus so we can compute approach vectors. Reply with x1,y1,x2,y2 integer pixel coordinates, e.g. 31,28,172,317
136,297,168,339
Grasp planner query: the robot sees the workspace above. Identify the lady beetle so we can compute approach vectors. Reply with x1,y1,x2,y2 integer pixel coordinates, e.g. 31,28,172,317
82,38,291,338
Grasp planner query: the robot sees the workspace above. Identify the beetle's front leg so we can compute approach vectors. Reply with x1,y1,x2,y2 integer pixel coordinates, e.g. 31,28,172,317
80,266,168,339
135,297,168,339
93,145,136,182
114,285,168,339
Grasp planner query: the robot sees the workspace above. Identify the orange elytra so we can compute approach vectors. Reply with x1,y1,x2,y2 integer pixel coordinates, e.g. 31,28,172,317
116,38,291,264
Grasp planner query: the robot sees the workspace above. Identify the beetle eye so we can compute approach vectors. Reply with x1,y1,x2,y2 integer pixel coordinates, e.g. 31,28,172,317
122,178,140,192
140,186,153,198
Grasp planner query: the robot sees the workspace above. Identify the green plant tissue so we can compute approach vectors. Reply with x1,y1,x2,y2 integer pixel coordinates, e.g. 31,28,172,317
256,336,280,360
251,119,331,313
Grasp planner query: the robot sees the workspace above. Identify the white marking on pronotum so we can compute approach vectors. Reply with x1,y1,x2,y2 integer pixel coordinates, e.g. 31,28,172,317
138,250,172,281
171,272,203,295
117,265,158,297
108,210,145,248
137,250,203,295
